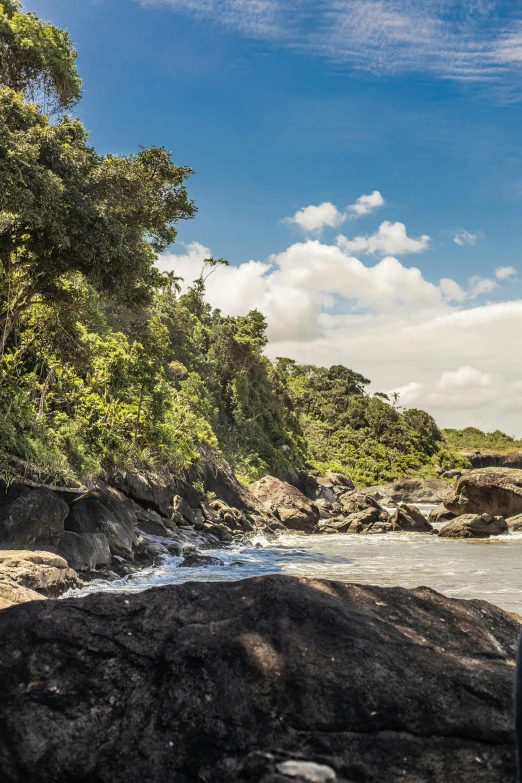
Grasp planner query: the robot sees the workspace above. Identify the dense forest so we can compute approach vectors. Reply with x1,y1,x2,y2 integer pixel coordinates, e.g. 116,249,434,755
442,427,522,455
0,1,468,487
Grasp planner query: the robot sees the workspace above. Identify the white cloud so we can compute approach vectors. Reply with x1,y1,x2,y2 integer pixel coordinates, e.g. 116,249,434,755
285,191,384,234
468,275,497,297
347,190,385,217
284,202,344,233
437,366,492,391
454,229,479,246
496,265,516,280
337,221,430,256
140,1,522,87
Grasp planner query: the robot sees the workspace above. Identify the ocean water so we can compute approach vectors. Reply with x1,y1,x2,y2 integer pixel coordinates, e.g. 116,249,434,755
66,504,522,614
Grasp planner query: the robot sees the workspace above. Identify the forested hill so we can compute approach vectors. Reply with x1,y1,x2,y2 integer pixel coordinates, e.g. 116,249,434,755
0,2,465,487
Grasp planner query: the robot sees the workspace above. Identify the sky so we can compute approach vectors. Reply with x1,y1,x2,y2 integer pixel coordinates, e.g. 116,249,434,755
28,0,522,434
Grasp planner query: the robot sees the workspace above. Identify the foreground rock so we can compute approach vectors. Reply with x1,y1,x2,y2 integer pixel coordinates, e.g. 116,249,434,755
249,476,319,532
363,477,452,506
389,504,433,532
0,550,79,607
444,468,522,518
439,514,508,539
0,574,518,783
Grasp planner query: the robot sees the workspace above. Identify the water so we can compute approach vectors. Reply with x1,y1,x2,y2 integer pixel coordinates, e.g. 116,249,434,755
67,503,522,614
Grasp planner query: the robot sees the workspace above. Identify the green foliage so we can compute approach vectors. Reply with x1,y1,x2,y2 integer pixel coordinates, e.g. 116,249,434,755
0,0,81,111
443,427,522,454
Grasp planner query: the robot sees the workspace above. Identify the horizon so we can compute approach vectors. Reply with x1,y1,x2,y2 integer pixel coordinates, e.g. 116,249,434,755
26,0,522,435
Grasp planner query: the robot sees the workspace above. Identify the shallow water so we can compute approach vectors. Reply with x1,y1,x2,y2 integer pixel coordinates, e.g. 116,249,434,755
67,503,522,614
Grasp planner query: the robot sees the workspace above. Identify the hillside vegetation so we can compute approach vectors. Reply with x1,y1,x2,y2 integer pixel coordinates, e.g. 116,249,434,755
0,2,465,487
443,427,522,455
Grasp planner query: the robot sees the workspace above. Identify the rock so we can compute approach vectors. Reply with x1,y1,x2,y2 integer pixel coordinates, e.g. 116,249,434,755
363,478,452,506
302,475,337,505
325,470,355,492
135,509,172,537
0,576,44,610
429,503,456,524
390,504,433,533
179,553,224,568
237,751,357,783
249,477,319,533
322,507,391,535
339,491,387,517
199,458,266,513
172,495,196,525
58,531,111,571
444,468,522,518
507,514,522,531
0,574,518,782
0,486,69,550
439,514,508,539
65,489,137,558
461,450,522,470
108,471,176,517
0,550,79,598
442,469,463,479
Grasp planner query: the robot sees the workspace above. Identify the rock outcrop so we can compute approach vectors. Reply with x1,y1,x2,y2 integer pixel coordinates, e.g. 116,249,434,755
249,476,319,533
363,477,452,506
429,503,456,524
438,513,508,539
444,468,522,518
64,487,138,558
0,550,79,605
0,486,69,550
58,531,112,571
507,514,522,532
462,451,522,470
0,575,518,782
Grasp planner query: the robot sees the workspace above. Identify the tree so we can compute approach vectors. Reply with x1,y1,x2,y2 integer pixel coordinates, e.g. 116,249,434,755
0,89,196,351
0,0,81,111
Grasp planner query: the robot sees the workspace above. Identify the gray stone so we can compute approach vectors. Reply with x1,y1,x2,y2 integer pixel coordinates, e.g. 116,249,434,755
58,531,111,571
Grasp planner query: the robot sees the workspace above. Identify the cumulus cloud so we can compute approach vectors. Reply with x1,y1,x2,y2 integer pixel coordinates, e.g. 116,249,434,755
454,229,479,246
139,0,522,88
347,190,385,217
159,239,522,431
285,191,384,234
468,275,497,297
496,265,516,280
337,221,430,256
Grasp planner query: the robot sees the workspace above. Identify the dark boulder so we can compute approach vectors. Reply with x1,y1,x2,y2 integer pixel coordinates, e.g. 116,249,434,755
65,489,137,558
390,504,433,533
439,514,508,539
321,507,391,535
108,471,176,517
58,531,111,571
339,491,387,517
429,503,456,524
444,468,522,518
0,486,69,550
179,553,224,568
0,574,517,783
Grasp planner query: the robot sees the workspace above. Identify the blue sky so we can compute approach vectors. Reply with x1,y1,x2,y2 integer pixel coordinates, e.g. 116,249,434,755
27,0,522,433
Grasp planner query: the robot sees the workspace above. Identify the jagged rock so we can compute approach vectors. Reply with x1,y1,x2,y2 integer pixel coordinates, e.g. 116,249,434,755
65,487,137,558
249,476,319,533
0,486,69,550
199,458,265,512
0,550,79,598
438,513,508,539
444,468,522,518
507,514,522,531
390,504,433,533
0,575,518,782
429,503,456,524
363,478,452,506
107,471,174,516
57,531,111,571
135,508,172,537
134,533,183,563
0,576,44,610
179,553,224,568
301,474,337,504
172,495,197,525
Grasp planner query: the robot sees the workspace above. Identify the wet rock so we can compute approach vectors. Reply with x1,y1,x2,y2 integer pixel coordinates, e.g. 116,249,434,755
179,553,224,568
0,550,79,599
65,489,137,558
322,507,391,535
0,486,69,550
363,478,452,506
58,531,111,571
249,476,319,533
444,468,522,518
438,513,508,539
429,503,456,524
507,514,522,531
0,574,518,782
390,504,433,533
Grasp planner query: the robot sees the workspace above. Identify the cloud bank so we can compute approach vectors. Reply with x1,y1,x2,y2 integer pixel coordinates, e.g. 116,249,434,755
140,0,522,87
158,237,522,434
